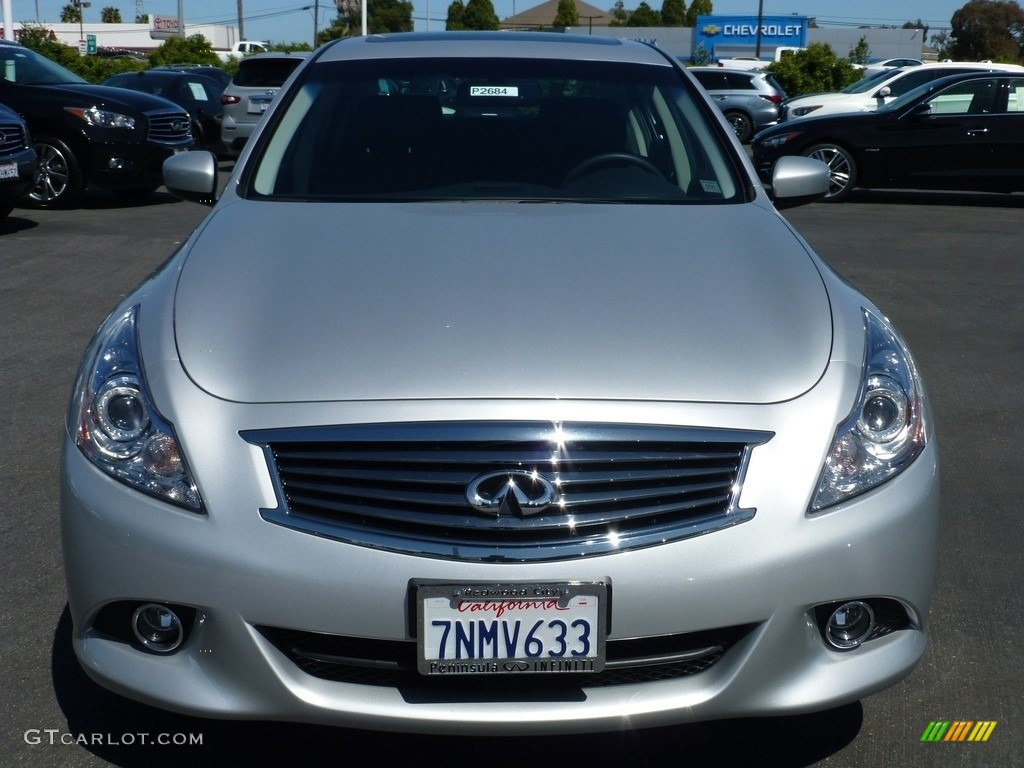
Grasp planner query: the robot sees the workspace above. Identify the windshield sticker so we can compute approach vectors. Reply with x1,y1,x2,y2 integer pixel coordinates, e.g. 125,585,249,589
700,180,722,194
470,86,520,98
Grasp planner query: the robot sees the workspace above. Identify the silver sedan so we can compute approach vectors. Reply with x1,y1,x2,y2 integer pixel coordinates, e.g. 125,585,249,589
61,31,938,735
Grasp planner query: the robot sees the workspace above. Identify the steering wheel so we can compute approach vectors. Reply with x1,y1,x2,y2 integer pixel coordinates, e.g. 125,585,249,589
562,152,665,186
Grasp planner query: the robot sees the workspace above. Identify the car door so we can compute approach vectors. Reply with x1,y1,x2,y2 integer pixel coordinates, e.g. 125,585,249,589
981,77,1024,192
879,77,1004,192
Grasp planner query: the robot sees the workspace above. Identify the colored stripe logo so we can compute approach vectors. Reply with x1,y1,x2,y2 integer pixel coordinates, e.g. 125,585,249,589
921,721,997,742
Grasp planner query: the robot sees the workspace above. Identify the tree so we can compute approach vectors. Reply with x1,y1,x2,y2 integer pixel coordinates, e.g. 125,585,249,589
462,0,499,29
627,1,661,26
446,0,467,29
369,0,414,31
148,34,222,67
685,0,711,26
765,42,859,97
608,0,629,27
553,0,580,26
847,35,870,65
17,23,79,68
691,40,712,65
60,3,82,23
661,0,686,26
949,0,1024,62
101,6,122,22
930,29,954,59
902,18,929,39
321,0,413,38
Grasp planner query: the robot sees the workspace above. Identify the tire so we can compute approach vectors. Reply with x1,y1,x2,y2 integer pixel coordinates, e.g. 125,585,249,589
803,143,857,203
0,201,14,220
724,111,754,143
191,121,206,150
27,136,84,209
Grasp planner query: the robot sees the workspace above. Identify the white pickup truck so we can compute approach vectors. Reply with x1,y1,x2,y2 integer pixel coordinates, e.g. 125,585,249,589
215,41,270,63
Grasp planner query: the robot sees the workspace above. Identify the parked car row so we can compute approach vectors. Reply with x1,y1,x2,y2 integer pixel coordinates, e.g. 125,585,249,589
0,38,193,209
754,70,1024,201
781,60,1024,120
0,41,301,214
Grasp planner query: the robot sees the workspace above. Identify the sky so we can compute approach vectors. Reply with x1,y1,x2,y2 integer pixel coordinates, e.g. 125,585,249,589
9,1,972,48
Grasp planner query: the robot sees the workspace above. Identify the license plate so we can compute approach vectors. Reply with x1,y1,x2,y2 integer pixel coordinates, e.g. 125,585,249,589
0,162,17,180
247,98,271,115
416,582,607,676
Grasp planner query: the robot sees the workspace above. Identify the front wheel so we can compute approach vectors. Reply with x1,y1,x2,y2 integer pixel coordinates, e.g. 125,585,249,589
724,111,754,143
804,143,857,202
27,136,84,209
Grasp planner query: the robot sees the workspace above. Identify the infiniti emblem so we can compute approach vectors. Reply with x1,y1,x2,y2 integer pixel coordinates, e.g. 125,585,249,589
465,470,559,518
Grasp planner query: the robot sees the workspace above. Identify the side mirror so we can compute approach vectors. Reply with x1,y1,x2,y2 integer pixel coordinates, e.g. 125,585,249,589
875,85,892,99
770,155,829,209
910,102,933,120
163,151,218,206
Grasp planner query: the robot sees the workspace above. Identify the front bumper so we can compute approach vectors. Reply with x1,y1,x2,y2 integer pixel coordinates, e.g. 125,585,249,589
0,146,37,204
84,139,193,191
61,405,939,734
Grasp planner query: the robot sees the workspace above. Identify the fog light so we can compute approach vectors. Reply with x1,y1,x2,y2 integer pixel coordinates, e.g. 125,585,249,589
107,157,126,170
825,601,875,649
132,603,184,652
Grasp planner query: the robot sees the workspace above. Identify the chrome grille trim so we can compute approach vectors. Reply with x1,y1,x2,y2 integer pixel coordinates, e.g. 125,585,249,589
145,109,192,143
243,422,772,562
0,122,26,153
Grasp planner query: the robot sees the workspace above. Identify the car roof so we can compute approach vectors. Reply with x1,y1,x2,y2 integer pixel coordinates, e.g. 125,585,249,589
239,51,311,63
315,32,672,67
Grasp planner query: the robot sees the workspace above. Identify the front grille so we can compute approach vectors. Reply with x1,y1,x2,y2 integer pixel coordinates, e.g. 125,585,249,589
243,422,771,561
146,109,192,143
258,623,757,689
0,122,26,153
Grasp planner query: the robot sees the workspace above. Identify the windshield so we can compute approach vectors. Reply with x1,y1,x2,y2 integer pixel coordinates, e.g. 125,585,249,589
250,57,742,204
0,45,87,85
840,68,900,94
878,78,952,113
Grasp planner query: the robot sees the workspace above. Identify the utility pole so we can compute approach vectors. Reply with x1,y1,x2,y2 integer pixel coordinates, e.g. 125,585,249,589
237,0,245,41
755,0,764,59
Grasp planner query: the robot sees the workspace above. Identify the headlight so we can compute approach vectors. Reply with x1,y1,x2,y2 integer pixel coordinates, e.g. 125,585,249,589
791,105,821,117
69,305,202,511
65,106,137,130
811,309,927,511
759,132,801,150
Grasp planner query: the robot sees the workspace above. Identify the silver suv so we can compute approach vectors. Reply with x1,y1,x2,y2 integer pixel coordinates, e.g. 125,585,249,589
219,52,308,156
689,67,787,142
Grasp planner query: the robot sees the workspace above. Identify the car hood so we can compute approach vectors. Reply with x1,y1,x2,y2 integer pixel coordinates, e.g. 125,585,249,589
27,82,182,112
174,202,832,404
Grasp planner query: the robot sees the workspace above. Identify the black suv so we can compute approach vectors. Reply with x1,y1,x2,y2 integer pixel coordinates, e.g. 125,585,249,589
0,102,37,219
0,40,194,208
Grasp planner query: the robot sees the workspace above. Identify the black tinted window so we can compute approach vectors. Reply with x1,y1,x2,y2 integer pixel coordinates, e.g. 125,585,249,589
233,58,303,88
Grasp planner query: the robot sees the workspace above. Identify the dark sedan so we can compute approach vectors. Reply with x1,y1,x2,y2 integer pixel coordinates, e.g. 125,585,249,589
103,70,226,154
752,71,1024,202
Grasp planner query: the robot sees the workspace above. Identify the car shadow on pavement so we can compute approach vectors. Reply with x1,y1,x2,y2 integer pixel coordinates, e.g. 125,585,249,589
0,213,40,235
51,606,862,768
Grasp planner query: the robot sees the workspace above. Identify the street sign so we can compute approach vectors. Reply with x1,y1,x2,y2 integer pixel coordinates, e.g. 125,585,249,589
86,34,96,54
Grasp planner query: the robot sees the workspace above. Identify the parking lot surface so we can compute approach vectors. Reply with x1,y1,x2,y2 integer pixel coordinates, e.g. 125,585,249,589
1,186,1021,767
